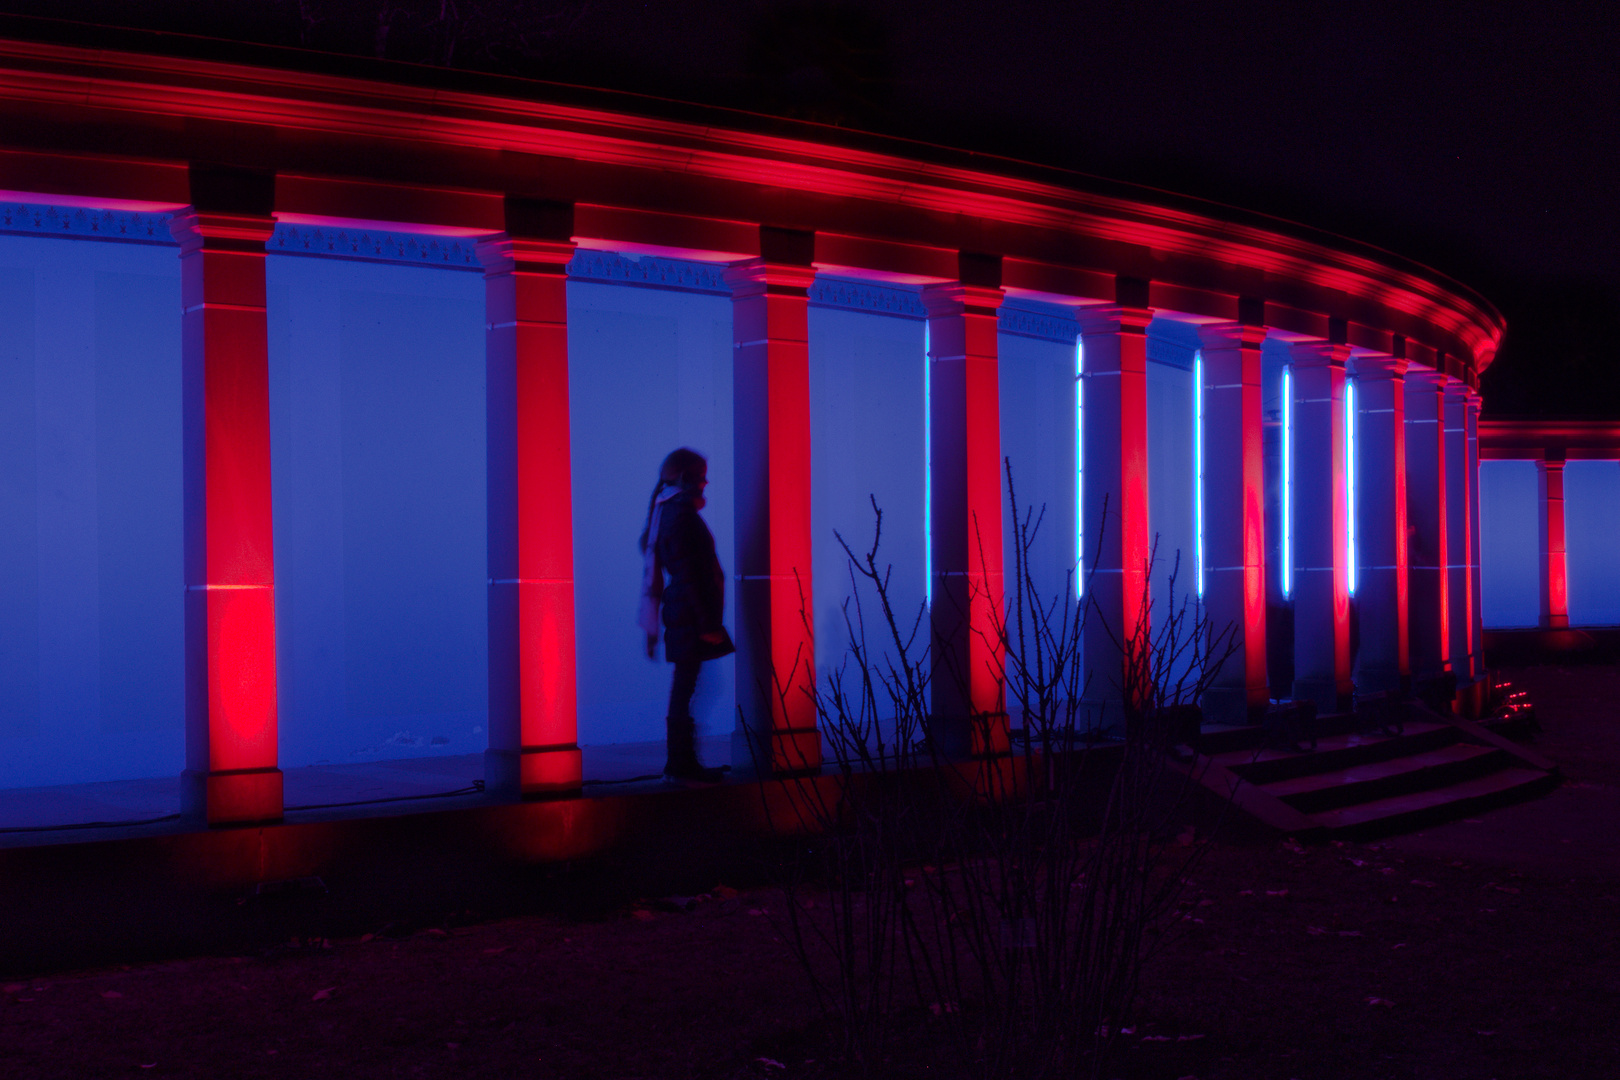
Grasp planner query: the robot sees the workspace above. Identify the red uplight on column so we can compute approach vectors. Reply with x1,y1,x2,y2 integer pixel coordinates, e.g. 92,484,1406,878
479,202,584,798
172,168,284,826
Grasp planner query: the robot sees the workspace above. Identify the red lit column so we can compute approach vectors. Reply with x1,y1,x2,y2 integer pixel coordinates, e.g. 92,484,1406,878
1537,453,1569,630
171,166,281,826
1289,340,1352,712
1197,319,1268,722
1465,391,1486,680
478,198,583,797
1351,354,1410,694
726,228,821,776
1443,382,1473,684
1405,371,1449,689
923,254,1006,755
1078,287,1152,727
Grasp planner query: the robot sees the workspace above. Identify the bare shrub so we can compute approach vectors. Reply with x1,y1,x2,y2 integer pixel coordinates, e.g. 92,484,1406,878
756,462,1239,1079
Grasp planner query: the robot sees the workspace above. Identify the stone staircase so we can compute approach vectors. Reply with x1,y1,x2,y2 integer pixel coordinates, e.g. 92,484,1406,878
1187,704,1560,839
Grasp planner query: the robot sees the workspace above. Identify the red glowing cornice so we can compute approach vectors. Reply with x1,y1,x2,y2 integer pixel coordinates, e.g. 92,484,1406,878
0,34,1503,373
1480,420,1620,460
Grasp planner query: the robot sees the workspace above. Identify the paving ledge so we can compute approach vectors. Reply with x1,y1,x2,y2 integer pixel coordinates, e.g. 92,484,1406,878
0,750,1131,976
0,776,817,976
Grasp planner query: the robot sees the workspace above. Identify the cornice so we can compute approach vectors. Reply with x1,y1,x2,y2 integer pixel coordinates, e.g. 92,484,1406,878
0,35,1503,372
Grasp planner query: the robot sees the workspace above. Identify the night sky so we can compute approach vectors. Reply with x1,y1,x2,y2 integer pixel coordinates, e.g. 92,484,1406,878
3,0,1616,415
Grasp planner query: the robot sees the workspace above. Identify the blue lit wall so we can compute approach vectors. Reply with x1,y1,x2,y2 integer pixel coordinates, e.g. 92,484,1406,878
808,302,926,689
1564,460,1620,627
266,255,488,769
1478,459,1540,628
567,280,736,745
1146,320,1199,660
0,236,184,788
997,326,1078,618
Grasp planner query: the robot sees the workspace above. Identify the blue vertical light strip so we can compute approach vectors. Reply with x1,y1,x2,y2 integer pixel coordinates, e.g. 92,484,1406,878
1282,365,1293,598
1075,335,1084,597
1194,349,1205,599
1346,376,1357,596
924,321,932,607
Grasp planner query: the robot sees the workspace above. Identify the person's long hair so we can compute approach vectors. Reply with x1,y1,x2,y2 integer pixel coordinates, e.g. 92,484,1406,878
639,447,708,552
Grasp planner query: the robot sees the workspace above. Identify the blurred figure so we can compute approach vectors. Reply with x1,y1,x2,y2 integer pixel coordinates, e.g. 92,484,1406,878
638,448,733,783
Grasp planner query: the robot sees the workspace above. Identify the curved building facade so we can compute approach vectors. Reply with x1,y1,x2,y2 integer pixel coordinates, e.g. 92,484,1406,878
0,33,1503,823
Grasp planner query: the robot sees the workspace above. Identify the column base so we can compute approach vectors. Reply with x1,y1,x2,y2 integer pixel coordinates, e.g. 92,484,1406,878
1453,679,1488,720
182,767,283,827
1079,697,1126,739
1291,677,1351,716
484,745,583,799
921,712,1011,761
1199,686,1268,726
731,726,822,778
1412,672,1458,715
1351,666,1405,697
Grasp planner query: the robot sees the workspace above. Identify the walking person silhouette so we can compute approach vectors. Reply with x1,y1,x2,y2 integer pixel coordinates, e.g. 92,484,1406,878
639,448,733,784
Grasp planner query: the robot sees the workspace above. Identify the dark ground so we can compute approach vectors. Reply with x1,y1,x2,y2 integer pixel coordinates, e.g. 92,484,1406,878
1,664,1616,1080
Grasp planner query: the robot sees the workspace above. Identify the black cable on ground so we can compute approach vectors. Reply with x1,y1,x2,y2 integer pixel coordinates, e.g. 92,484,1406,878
0,813,183,834
284,780,486,812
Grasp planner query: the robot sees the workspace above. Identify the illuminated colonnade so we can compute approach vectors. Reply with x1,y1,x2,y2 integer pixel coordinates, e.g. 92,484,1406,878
0,33,1502,824
1478,422,1620,633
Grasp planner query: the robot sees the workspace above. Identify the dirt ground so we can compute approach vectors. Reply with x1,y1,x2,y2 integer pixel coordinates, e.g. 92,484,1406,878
2,663,1616,1080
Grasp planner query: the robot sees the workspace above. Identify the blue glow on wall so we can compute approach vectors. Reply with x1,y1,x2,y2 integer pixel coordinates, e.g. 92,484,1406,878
998,327,1078,612
1346,377,1357,596
1145,321,1198,621
1194,349,1205,598
1564,460,1620,627
0,235,184,789
923,321,933,606
808,302,926,689
567,282,736,744
267,255,488,769
1076,336,1085,597
1282,365,1293,598
1478,459,1541,628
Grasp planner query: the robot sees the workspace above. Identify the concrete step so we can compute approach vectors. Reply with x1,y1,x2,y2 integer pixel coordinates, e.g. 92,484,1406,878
1262,742,1507,813
1212,721,1459,785
1309,766,1560,838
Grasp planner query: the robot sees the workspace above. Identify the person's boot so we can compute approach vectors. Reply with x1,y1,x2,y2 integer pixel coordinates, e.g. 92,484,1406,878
663,715,725,784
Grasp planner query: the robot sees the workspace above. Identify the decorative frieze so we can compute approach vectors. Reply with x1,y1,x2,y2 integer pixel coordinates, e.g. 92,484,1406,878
566,249,731,294
0,203,175,244
998,304,1078,344
270,224,481,268
809,276,926,318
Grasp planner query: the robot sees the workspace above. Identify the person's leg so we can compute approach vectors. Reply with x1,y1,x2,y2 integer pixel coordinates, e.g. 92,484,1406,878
664,659,721,782
667,658,702,721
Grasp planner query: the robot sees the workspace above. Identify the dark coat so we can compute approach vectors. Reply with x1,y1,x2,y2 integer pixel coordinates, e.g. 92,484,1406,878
654,493,726,663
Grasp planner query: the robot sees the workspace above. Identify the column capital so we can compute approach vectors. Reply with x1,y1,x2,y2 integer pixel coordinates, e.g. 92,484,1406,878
168,210,275,256
1196,320,1266,351
921,281,1003,318
476,236,576,274
1076,304,1152,336
1350,354,1408,380
723,258,817,297
1287,339,1350,368
1442,377,1473,403
1464,388,1484,415
1406,368,1448,392
1538,452,1566,472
